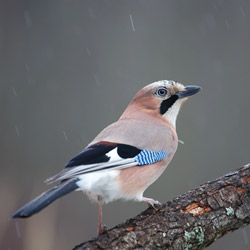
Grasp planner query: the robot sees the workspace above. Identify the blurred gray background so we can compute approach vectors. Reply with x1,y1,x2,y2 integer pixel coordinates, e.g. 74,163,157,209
1,0,250,249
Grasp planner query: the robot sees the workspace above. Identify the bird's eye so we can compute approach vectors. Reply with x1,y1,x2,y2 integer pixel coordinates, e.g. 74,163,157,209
157,88,168,97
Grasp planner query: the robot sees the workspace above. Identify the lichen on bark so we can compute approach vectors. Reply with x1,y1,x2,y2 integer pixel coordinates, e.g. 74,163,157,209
74,164,250,250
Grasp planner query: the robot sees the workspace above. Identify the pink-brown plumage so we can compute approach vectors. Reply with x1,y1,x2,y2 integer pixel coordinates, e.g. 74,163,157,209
89,82,179,203
11,80,200,235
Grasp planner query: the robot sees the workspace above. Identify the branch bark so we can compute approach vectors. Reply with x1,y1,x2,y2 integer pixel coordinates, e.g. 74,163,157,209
74,164,250,250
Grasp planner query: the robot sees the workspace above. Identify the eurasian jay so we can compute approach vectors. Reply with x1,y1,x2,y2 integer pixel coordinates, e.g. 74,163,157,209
11,80,201,234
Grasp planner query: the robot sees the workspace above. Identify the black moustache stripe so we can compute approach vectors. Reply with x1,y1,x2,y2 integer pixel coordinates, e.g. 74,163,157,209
160,95,178,115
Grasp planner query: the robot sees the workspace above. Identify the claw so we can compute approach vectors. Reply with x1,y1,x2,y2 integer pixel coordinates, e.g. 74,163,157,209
98,224,107,235
141,197,161,209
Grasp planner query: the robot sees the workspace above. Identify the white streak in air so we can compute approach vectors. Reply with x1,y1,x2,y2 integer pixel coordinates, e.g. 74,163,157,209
212,3,217,11
63,131,68,141
129,14,135,32
94,74,100,86
224,20,230,30
12,87,17,96
86,48,91,57
25,63,33,85
24,11,32,27
15,221,21,239
25,63,30,73
240,7,245,17
88,8,94,18
242,228,249,245
178,140,184,145
15,126,20,136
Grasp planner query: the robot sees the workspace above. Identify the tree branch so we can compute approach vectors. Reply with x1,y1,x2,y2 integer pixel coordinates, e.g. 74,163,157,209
74,164,250,250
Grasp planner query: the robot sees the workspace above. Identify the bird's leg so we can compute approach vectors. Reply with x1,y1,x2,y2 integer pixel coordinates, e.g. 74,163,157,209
97,195,104,235
141,197,161,209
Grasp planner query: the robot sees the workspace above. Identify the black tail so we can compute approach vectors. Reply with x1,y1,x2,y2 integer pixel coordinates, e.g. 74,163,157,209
11,178,79,218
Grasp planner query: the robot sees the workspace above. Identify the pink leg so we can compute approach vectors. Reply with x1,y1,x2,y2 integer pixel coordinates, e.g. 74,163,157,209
98,196,104,235
141,197,161,209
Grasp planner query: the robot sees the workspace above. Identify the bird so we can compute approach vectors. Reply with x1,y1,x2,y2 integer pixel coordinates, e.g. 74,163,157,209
11,80,201,235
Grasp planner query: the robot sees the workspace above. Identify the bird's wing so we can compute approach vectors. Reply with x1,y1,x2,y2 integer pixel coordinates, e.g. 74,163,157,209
45,141,172,184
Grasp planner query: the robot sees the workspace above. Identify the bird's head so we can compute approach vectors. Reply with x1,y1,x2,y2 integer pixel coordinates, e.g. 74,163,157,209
121,80,201,128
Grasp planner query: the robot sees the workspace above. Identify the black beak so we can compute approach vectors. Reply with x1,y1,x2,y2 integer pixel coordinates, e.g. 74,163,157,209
176,85,201,99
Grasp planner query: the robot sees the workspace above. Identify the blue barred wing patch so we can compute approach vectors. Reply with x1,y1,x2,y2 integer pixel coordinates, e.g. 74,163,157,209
134,150,170,166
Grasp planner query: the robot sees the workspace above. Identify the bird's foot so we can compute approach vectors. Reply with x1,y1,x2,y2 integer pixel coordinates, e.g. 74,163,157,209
141,197,161,209
98,224,107,235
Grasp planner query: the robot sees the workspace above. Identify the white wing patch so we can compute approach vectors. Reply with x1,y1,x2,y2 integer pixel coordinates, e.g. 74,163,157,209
106,148,123,162
45,144,171,185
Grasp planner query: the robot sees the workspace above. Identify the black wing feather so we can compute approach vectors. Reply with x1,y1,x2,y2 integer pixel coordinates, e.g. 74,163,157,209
65,141,141,168
46,142,142,184
117,144,141,158
65,142,117,168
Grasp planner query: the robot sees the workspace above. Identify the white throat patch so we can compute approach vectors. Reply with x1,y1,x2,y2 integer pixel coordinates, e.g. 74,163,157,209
164,99,182,128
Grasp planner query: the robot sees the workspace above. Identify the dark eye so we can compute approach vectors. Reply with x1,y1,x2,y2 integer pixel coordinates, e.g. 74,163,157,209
157,88,168,97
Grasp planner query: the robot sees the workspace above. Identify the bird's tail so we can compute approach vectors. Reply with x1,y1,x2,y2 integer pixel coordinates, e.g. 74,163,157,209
10,178,79,218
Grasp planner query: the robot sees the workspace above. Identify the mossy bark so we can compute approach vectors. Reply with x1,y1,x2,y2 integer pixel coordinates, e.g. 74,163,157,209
74,164,250,250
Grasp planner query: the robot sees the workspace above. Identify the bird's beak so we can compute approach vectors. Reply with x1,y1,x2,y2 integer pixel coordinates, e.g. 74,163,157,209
176,85,201,99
